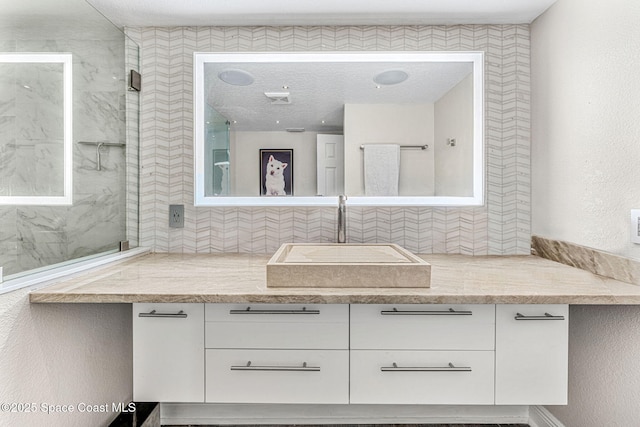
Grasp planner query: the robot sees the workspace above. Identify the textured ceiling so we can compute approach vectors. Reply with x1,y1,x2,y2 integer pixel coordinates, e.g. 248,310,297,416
204,60,473,132
86,0,558,27
0,0,122,37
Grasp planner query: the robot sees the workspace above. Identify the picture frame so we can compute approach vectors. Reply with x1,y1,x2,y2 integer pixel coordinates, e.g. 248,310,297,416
260,149,293,196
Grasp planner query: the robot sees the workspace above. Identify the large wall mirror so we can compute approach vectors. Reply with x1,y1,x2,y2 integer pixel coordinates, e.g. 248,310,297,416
194,51,484,207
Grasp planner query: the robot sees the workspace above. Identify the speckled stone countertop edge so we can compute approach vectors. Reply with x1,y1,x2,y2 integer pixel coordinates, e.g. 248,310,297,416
532,235,640,286
28,293,640,305
28,253,640,305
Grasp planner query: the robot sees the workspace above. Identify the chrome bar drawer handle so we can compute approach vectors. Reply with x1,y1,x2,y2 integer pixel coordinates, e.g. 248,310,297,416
138,309,187,318
381,307,472,316
515,312,565,321
381,362,472,372
229,306,320,315
230,361,320,372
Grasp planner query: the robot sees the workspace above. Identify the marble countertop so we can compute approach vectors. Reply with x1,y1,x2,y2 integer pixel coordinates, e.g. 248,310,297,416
28,253,640,304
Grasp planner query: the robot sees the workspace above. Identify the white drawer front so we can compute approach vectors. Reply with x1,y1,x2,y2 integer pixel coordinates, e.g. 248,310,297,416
133,303,204,402
351,304,495,350
205,303,348,349
206,349,349,404
495,304,569,405
350,350,494,404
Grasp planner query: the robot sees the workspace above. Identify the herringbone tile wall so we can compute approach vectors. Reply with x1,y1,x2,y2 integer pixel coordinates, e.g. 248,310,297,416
126,35,141,248
126,25,530,255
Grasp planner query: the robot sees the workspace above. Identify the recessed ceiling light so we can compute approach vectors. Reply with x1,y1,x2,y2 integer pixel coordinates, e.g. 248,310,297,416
373,69,409,85
218,69,254,86
282,85,289,89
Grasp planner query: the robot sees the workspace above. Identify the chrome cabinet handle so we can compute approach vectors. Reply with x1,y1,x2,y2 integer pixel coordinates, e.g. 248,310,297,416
515,312,565,321
231,361,320,372
229,306,320,315
381,362,471,372
381,307,472,316
138,309,187,318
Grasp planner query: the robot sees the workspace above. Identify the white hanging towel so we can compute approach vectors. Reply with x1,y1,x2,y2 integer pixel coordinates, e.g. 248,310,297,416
363,144,400,196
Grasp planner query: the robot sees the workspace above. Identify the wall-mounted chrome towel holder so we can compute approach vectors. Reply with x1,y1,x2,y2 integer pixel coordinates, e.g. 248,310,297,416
359,144,428,150
78,141,125,171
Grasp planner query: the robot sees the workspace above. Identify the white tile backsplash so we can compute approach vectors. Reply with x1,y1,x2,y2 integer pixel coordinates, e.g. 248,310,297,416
129,24,531,255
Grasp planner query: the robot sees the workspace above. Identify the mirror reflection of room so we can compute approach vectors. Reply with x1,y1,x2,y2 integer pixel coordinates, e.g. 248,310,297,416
199,53,479,201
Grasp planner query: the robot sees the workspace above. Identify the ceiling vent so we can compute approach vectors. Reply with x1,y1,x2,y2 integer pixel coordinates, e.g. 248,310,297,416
264,91,291,104
285,128,305,132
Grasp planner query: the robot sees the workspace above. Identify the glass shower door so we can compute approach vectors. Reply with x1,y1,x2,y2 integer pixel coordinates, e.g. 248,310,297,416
204,107,230,196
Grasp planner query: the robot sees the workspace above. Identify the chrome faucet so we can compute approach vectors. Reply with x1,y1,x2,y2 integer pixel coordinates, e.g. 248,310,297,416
337,195,347,243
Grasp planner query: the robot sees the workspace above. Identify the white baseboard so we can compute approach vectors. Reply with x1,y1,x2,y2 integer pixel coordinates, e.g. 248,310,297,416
529,406,566,427
161,403,529,425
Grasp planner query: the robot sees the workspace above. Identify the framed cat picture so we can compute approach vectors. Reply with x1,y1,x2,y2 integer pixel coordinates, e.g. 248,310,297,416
260,149,293,196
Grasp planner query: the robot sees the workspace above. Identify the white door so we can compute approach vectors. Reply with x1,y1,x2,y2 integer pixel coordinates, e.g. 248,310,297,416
133,303,205,402
495,304,568,405
316,134,344,196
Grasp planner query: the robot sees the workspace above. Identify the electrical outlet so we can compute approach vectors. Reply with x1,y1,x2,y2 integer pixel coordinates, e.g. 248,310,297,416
631,210,640,244
169,205,184,228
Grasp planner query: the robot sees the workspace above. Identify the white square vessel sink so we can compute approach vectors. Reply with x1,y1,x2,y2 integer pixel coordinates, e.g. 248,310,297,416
266,243,431,288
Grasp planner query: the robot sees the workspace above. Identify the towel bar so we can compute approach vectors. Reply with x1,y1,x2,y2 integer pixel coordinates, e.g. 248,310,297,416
359,144,428,150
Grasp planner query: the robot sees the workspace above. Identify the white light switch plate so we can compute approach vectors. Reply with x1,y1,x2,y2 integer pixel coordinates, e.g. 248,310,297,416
631,210,640,244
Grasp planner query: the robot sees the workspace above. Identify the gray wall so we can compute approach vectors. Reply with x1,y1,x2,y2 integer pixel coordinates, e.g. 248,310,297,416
435,74,474,197
343,103,436,197
0,289,133,427
531,0,640,424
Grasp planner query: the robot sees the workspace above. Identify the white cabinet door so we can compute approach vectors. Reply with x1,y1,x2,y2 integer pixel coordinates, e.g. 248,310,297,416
495,304,568,405
205,303,348,349
350,350,494,404
133,303,204,402
206,349,349,404
351,304,495,350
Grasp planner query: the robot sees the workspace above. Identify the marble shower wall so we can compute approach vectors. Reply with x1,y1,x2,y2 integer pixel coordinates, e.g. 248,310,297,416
128,25,530,255
0,62,65,197
0,32,138,276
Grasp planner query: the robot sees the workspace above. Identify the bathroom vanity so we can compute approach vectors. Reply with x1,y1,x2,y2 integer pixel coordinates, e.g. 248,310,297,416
132,302,568,406
29,252,640,424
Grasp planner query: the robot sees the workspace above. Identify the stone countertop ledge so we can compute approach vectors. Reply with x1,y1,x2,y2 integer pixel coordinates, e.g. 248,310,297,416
28,253,640,305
